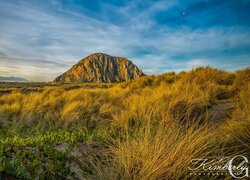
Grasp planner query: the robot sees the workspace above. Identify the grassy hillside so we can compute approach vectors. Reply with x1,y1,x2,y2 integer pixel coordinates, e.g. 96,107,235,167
0,67,249,179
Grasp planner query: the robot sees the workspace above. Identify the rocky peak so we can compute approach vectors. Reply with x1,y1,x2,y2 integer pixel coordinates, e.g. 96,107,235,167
54,53,145,83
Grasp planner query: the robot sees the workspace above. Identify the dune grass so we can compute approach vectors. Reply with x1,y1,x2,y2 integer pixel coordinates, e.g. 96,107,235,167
0,66,249,179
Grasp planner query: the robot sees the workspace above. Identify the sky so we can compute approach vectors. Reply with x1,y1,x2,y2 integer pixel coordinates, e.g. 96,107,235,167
0,0,250,81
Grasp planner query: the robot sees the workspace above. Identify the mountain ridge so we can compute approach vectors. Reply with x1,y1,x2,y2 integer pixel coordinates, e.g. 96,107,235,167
0,76,28,82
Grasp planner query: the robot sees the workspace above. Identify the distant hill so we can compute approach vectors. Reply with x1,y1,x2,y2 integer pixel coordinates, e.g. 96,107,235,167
54,53,145,83
0,76,29,82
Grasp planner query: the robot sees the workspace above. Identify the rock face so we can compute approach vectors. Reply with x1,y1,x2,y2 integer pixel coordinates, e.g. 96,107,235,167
54,53,145,83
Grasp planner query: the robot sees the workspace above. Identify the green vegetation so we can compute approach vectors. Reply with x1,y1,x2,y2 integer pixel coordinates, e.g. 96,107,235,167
0,131,80,179
0,67,249,179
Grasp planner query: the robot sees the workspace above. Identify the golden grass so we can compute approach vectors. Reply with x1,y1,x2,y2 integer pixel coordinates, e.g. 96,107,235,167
219,82,250,153
109,124,216,179
0,66,249,179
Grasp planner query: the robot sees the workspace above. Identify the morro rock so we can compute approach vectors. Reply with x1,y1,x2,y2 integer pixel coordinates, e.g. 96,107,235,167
54,53,145,83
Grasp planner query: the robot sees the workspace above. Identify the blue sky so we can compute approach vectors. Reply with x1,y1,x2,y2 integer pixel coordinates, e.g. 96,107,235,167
0,0,250,81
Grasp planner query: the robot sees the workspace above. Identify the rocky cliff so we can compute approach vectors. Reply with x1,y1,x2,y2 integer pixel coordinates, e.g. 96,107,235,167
54,53,145,83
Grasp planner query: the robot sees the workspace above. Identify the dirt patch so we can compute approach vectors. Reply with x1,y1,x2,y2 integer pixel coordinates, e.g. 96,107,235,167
208,100,238,123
